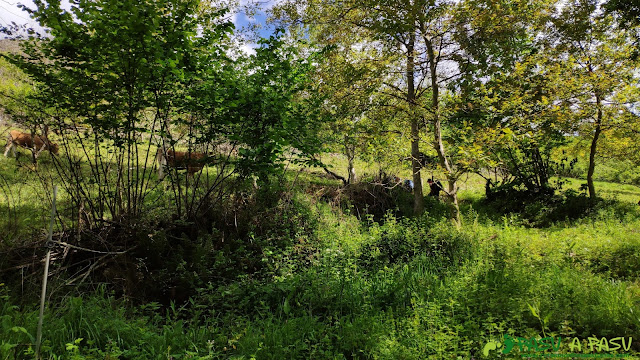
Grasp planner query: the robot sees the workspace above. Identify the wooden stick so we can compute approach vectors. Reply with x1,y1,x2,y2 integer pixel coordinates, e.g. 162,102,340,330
35,185,56,359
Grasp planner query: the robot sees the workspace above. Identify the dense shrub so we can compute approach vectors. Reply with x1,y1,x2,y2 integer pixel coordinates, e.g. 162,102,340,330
319,175,416,221
480,187,639,227
5,177,324,308
2,169,640,359
358,213,472,272
136,180,321,304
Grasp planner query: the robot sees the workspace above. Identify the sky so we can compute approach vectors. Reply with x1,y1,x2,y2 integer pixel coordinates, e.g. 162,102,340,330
230,0,277,55
0,0,278,53
0,0,44,35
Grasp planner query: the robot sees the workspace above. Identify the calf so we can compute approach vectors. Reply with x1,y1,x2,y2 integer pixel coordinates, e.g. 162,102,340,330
4,130,59,158
156,148,207,179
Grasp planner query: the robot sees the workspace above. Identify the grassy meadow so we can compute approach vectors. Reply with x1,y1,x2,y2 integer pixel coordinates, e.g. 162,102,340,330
0,141,639,359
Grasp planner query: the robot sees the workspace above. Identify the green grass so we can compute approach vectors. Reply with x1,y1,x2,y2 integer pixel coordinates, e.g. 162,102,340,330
5,205,638,358
556,176,640,204
0,153,58,242
1,147,640,359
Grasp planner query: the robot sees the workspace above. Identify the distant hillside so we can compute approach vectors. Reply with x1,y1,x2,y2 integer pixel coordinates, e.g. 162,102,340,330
0,39,27,126
0,39,22,54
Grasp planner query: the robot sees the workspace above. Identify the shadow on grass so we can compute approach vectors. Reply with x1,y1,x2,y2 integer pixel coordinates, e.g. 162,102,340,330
461,188,640,228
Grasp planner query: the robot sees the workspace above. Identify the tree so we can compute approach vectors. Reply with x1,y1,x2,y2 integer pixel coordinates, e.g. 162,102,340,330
4,0,234,225
271,1,398,185
272,0,467,221
605,0,640,58
546,0,640,199
451,0,596,199
229,31,326,184
313,34,392,184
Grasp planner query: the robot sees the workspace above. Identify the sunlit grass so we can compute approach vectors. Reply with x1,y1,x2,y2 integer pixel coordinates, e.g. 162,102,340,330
556,176,640,204
2,153,640,358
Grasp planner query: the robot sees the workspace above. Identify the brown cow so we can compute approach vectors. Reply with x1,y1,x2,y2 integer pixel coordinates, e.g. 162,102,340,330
156,148,207,179
4,130,59,158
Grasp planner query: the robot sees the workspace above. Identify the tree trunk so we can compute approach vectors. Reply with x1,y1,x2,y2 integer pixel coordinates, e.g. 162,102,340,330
407,33,425,214
347,160,356,184
345,140,356,184
426,38,460,225
587,94,602,200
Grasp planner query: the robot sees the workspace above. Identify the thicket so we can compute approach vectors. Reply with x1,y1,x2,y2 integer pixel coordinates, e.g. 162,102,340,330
1,176,639,358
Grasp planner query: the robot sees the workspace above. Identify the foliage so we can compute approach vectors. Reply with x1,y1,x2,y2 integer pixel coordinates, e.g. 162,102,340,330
545,0,640,199
2,189,640,358
305,22,395,183
1,0,235,226
230,31,325,183
451,0,568,199
605,0,640,58
1,0,640,358
358,211,472,271
1,0,325,242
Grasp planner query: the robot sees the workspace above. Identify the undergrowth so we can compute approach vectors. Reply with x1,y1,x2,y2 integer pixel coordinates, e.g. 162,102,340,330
1,176,639,359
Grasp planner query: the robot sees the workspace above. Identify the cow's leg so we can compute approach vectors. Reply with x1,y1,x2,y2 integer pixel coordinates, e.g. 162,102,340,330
35,143,46,159
158,164,165,180
187,166,202,177
156,150,166,180
4,142,15,158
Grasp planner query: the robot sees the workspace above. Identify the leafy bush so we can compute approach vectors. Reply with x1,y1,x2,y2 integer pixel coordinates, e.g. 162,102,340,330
1,285,200,359
321,176,416,221
358,213,473,271
481,186,639,227
136,180,321,305
590,240,640,280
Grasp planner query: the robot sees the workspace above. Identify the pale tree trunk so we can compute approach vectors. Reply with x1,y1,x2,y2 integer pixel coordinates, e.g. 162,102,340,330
347,151,357,184
407,33,425,214
347,158,356,184
587,93,602,200
345,140,357,184
426,38,460,225
29,128,38,164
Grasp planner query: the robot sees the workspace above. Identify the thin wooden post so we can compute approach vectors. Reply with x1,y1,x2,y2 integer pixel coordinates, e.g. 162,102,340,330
35,185,57,359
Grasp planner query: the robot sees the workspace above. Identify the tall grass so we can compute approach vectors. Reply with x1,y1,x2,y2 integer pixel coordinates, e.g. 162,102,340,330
1,164,639,359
